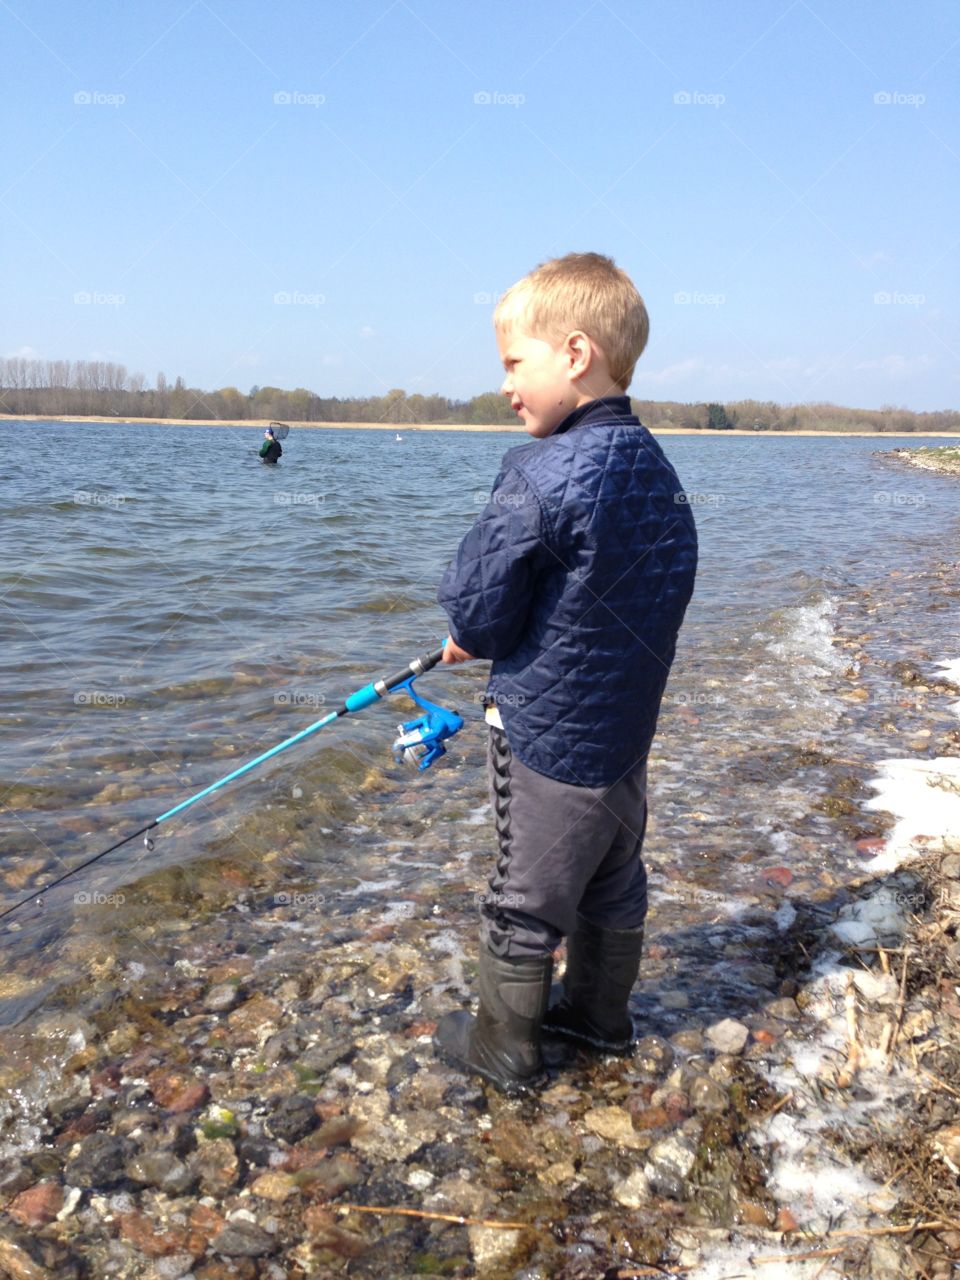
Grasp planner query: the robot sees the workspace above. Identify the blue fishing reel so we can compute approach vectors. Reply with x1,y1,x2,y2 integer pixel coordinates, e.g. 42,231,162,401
392,676,463,771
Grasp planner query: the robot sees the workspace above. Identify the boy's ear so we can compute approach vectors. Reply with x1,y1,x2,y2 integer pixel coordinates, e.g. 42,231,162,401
564,330,593,378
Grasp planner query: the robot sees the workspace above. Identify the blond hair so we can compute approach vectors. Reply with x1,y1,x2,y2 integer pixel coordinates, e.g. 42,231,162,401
494,252,649,391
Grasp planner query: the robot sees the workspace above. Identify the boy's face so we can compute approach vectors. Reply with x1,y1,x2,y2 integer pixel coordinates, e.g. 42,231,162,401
496,326,581,439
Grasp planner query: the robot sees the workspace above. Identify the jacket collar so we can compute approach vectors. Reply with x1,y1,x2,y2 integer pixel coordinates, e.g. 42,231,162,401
552,396,634,437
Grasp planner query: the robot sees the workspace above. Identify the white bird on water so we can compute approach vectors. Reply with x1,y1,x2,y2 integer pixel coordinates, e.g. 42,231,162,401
395,433,403,442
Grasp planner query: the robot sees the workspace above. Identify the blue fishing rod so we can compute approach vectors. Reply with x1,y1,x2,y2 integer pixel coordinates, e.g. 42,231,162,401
0,645,463,926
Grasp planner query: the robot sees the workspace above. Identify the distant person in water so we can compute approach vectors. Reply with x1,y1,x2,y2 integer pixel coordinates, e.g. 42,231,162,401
259,427,282,465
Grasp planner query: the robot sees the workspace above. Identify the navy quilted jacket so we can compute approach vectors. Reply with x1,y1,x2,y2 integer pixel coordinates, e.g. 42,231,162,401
437,397,698,786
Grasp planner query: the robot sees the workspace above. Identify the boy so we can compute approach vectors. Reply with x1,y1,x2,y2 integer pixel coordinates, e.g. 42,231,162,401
434,252,698,1094
259,427,282,464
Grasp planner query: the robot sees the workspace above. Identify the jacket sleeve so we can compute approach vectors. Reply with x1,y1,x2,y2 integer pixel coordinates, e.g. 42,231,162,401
437,465,548,660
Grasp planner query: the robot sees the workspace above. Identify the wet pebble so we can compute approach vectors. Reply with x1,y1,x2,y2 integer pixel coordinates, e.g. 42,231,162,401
764,997,801,1021
7,1181,64,1227
265,1093,318,1143
65,1133,135,1190
150,1256,196,1280
644,1133,697,1200
633,1034,674,1075
583,1105,645,1150
0,1159,34,1198
670,1029,704,1053
613,1167,650,1208
211,1219,278,1258
147,1069,210,1114
688,1075,729,1114
204,983,241,1013
126,1151,197,1196
706,1018,749,1055
189,1138,239,1196
250,1171,297,1202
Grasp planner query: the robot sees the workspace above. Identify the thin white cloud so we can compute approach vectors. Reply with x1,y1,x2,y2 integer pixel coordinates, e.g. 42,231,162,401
858,250,893,270
852,354,935,375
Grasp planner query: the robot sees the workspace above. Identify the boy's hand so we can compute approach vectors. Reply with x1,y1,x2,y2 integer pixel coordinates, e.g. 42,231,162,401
442,636,475,665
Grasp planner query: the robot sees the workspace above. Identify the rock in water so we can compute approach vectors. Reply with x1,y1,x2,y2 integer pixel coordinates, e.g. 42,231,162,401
644,1134,696,1200
125,1151,197,1195
688,1075,730,1114
613,1168,650,1209
65,1133,135,1190
706,1018,749,1055
211,1220,279,1257
265,1093,318,1143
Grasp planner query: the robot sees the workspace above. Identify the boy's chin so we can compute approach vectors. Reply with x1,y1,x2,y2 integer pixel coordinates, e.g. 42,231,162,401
524,416,561,439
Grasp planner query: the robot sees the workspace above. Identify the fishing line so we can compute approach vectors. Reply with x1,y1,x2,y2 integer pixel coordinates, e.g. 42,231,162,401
0,646,460,927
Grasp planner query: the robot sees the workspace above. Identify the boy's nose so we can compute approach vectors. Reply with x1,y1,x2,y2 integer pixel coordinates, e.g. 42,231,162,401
500,374,512,396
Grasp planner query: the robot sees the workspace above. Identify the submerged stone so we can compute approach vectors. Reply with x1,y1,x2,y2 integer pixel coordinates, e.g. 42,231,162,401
706,1019,749,1055
211,1220,278,1258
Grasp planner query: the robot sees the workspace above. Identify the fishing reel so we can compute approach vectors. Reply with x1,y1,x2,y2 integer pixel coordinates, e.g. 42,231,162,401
392,677,463,771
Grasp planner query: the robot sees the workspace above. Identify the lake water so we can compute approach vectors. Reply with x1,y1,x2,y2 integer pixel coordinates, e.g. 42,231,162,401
2,421,960,1022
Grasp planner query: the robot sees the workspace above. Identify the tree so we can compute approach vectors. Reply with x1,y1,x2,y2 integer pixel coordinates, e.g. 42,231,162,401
707,403,732,430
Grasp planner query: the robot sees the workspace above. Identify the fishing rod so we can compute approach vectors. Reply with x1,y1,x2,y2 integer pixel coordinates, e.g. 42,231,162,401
0,645,462,926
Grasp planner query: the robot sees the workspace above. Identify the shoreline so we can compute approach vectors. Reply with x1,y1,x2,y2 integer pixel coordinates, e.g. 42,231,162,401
3,413,960,438
884,445,960,476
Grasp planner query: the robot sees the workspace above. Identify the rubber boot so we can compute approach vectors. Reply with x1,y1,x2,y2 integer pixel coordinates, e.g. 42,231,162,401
433,948,552,1095
541,916,644,1053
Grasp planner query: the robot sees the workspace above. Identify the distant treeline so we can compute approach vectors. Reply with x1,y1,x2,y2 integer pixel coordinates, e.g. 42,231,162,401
1,358,957,433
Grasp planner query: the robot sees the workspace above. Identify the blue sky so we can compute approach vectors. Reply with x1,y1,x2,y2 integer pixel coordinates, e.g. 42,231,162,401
1,0,957,411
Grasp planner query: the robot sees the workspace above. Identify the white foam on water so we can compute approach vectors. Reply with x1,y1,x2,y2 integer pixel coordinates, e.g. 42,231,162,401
340,877,401,896
775,900,797,931
864,755,960,871
695,1239,849,1278
935,658,960,722
379,901,417,924
744,666,960,1239
763,595,845,679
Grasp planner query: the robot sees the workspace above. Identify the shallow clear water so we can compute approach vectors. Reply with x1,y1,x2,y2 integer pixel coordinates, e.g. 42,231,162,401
2,421,959,1011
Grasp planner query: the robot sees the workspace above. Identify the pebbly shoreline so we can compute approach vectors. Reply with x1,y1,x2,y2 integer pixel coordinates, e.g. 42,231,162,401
4,575,960,1276
883,445,960,476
